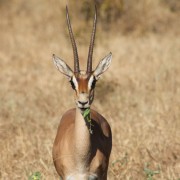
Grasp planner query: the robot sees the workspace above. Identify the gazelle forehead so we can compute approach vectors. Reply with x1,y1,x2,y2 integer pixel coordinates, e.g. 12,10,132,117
72,72,93,92
75,71,91,80
76,75,89,92
79,70,87,75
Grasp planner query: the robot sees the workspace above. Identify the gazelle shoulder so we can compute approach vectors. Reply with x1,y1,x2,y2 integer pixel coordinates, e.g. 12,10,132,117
91,109,112,138
59,108,76,124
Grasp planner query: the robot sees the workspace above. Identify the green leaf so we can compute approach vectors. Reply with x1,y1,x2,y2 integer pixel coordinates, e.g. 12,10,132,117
28,171,41,180
83,108,90,118
144,163,160,180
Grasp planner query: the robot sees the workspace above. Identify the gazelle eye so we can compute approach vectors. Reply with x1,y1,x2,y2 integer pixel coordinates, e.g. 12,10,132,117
69,76,78,90
91,78,96,89
88,76,97,90
70,80,75,90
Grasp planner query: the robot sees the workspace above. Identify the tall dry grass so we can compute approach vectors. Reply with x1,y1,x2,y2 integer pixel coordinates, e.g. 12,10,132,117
0,0,180,179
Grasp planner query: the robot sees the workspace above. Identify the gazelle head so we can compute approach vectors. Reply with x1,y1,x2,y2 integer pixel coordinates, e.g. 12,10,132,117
53,6,112,112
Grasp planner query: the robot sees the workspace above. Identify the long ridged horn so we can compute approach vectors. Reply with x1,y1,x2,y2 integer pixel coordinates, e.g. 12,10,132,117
87,6,97,73
66,6,80,73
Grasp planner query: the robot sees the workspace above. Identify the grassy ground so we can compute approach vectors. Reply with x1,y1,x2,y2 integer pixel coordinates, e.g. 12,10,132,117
0,0,180,179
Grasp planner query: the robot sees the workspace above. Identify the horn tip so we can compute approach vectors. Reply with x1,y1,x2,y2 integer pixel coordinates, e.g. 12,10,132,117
66,5,69,14
95,4,97,10
95,5,97,15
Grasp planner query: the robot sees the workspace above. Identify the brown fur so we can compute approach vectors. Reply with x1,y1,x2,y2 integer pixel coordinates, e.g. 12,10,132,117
76,73,90,93
52,108,112,179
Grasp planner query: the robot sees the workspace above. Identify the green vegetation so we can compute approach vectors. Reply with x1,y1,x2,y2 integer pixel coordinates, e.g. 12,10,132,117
144,163,160,180
28,172,41,180
83,108,94,134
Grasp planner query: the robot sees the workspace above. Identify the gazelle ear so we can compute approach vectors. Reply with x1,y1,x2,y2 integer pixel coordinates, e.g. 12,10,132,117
53,54,74,78
93,52,112,80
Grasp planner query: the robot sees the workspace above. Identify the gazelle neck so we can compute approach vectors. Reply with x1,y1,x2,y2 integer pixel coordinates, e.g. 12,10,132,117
74,107,92,171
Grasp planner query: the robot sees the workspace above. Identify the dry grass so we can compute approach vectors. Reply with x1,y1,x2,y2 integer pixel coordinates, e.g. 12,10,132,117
0,0,180,179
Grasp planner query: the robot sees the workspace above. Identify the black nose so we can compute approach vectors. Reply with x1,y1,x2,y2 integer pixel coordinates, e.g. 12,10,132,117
78,101,88,106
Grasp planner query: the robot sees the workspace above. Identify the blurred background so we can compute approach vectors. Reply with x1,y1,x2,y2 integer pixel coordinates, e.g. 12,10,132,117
0,0,180,179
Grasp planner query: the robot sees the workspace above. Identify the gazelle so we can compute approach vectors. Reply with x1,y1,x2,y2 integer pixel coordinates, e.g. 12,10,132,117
52,6,112,180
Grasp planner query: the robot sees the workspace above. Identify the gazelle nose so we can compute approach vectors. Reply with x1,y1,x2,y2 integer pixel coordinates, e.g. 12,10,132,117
78,101,88,106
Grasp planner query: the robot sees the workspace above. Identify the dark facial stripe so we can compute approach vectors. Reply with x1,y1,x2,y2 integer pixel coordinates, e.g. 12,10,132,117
91,76,97,90
70,79,76,90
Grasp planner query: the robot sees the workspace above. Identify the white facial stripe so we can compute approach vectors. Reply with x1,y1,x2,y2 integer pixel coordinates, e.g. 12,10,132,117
72,76,78,90
88,75,94,90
